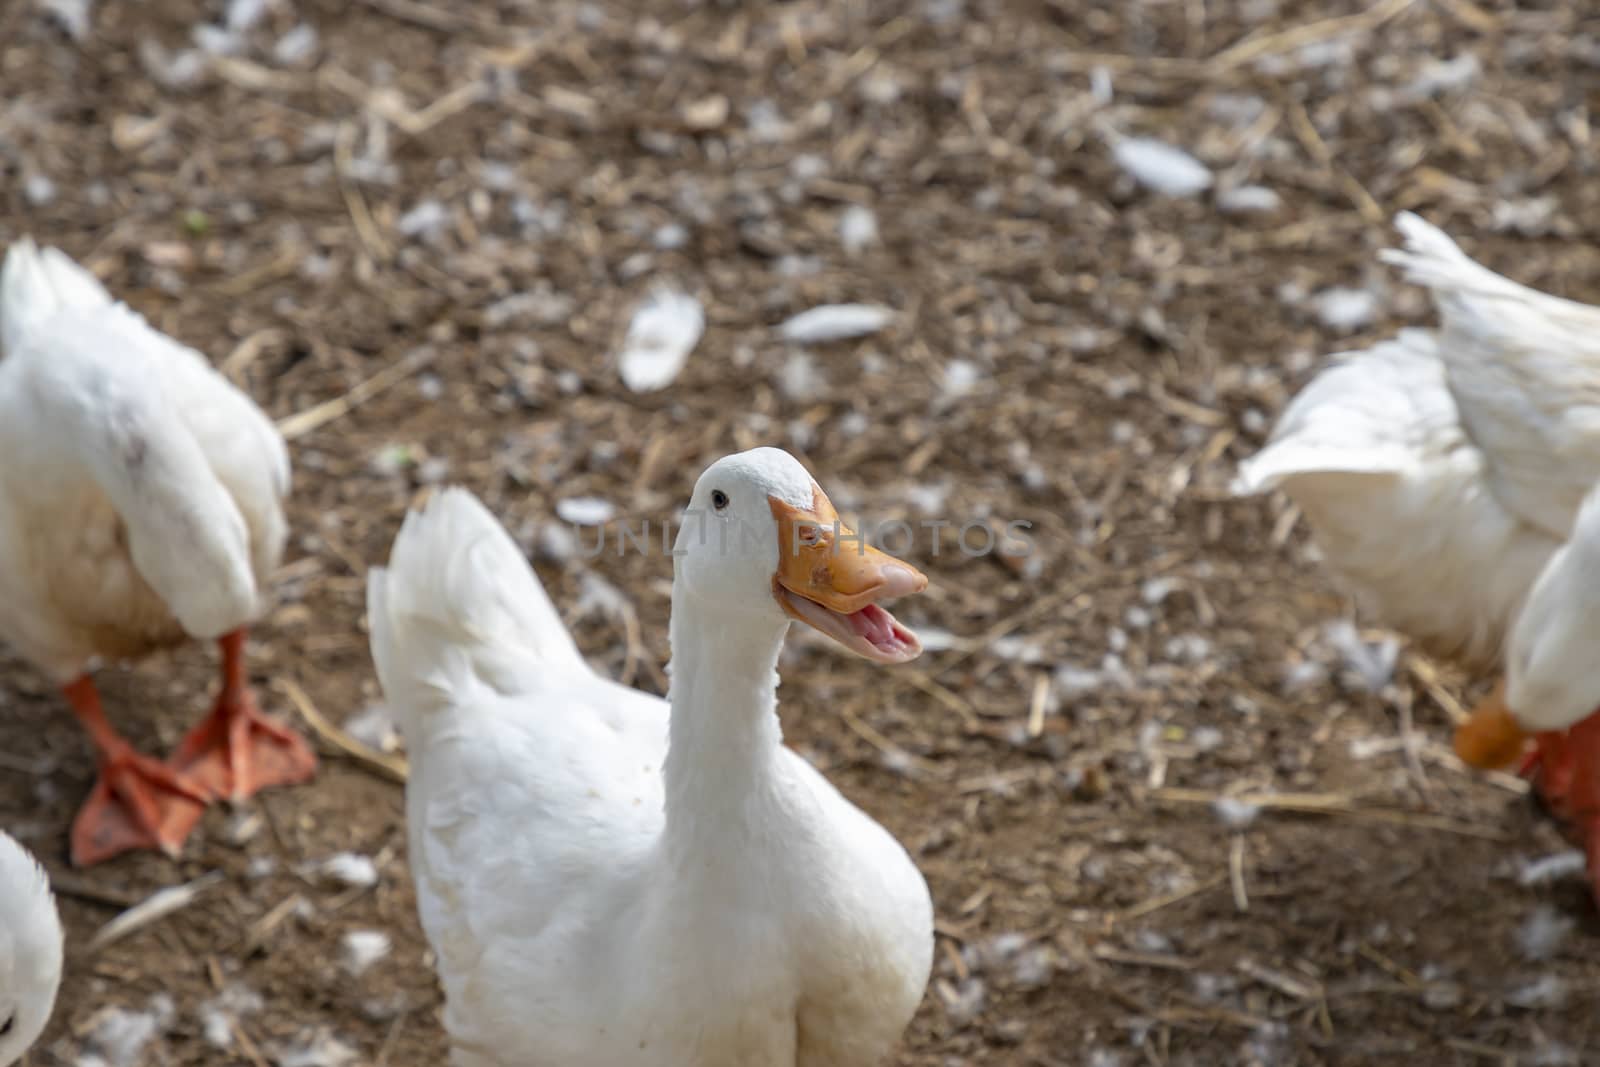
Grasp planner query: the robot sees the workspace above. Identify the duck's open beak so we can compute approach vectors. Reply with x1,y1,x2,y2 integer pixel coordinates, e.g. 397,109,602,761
1454,679,1530,770
769,488,927,664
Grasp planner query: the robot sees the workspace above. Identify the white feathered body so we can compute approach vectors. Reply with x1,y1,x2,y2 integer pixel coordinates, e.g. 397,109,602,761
1236,214,1600,672
0,242,289,682
1379,213,1600,541
1235,330,1557,670
368,490,932,1067
0,831,63,1067
1504,484,1600,732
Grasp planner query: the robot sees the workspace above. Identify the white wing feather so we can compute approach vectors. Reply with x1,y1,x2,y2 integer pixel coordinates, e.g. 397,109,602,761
1236,331,1557,668
1382,212,1600,539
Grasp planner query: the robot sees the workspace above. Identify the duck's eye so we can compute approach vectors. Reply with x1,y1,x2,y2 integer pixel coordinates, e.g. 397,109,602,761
0,1012,14,1037
711,490,729,511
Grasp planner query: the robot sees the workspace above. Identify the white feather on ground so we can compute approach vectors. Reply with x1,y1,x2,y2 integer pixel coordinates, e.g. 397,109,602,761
616,289,704,393
1111,137,1213,197
776,303,894,344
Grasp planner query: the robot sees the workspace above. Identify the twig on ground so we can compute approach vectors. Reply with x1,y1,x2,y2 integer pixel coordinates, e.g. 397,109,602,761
89,873,224,953
275,345,435,441
277,677,409,784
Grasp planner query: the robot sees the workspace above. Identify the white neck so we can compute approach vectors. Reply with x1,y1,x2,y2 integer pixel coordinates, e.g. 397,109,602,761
661,580,791,863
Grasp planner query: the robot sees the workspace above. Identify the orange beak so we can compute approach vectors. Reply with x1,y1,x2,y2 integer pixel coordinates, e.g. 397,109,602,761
769,487,928,664
1454,679,1530,770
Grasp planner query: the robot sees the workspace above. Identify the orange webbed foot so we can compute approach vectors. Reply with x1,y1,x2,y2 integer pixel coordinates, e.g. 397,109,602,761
171,629,318,803
71,747,212,867
172,685,318,802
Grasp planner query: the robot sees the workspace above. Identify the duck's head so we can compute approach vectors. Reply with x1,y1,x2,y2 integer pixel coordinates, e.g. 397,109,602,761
674,447,927,664
0,834,63,1067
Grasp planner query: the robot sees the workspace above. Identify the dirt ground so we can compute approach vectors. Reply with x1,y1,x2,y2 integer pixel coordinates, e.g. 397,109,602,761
4,0,1600,1064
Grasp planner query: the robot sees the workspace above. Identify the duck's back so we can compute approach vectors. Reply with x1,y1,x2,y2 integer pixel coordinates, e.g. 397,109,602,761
0,242,288,678
369,489,679,1061
405,673,668,980
1384,212,1600,540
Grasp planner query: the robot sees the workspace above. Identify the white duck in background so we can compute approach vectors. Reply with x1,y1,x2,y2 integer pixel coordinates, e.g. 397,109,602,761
0,240,315,866
0,831,63,1067
1499,484,1600,743
1380,212,1600,541
1232,325,1557,671
368,447,934,1067
1235,211,1600,667
1452,482,1600,890
1236,212,1600,896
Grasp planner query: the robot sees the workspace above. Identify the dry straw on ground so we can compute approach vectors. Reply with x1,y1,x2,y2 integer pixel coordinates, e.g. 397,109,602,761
3,0,1600,1063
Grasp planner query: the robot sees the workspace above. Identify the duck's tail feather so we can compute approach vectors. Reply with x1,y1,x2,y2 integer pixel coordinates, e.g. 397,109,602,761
367,488,583,741
1380,211,1590,327
1,238,113,356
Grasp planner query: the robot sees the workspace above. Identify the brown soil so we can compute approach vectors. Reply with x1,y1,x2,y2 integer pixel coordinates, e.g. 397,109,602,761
4,0,1600,1064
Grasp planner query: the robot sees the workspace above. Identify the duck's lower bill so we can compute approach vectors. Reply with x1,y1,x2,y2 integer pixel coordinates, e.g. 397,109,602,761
776,587,922,664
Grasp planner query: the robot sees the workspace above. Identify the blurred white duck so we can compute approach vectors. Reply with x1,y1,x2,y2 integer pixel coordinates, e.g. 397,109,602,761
1457,483,1600,891
0,240,314,866
1235,211,1600,666
369,447,934,1067
1236,212,1600,891
1380,212,1600,541
1500,485,1600,742
0,831,63,1067
1232,326,1557,671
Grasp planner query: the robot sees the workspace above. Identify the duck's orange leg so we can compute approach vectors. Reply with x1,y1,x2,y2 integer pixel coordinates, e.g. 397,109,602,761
172,629,317,802
64,677,212,866
1524,730,1579,821
1552,714,1600,905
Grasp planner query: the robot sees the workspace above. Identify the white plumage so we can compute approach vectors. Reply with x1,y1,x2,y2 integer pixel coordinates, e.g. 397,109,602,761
1505,484,1600,733
369,449,934,1067
0,239,288,679
1381,212,1600,541
1236,213,1600,674
1234,328,1556,670
0,239,308,866
0,831,63,1067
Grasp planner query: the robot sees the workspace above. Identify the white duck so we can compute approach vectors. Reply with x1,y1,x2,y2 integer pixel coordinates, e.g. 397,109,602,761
1237,212,1600,889
1234,211,1600,671
0,831,63,1067
368,447,934,1067
1232,326,1558,671
1380,212,1600,542
0,240,315,867
1455,482,1600,893
1500,484,1600,740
